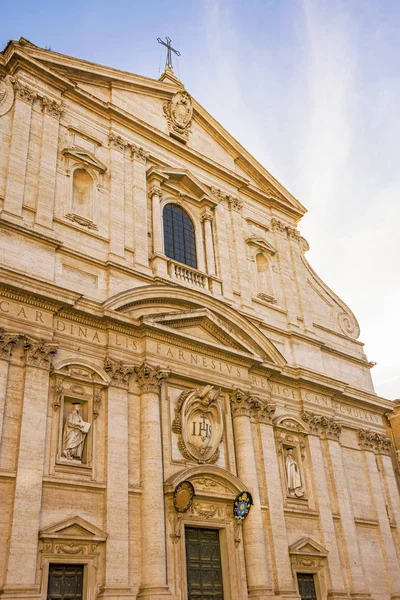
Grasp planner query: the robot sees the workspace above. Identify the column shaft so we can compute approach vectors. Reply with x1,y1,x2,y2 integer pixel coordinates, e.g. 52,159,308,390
4,359,53,594
232,411,272,598
101,383,132,598
135,364,170,599
203,216,216,276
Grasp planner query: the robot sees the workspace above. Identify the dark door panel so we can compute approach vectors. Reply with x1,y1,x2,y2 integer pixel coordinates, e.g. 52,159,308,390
47,564,84,600
185,527,224,600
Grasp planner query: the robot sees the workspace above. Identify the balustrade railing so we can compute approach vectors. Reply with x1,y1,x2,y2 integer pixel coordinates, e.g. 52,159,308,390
168,260,208,289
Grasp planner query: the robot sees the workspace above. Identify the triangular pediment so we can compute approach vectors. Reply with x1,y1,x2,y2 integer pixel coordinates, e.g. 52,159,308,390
289,537,328,557
3,38,305,218
142,308,258,357
147,167,214,206
62,147,107,173
246,236,276,255
40,516,107,542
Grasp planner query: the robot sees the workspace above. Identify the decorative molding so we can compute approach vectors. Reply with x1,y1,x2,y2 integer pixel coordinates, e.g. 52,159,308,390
109,132,128,152
65,213,98,230
148,185,162,200
62,147,107,173
11,78,36,105
256,292,277,305
338,312,359,338
163,90,193,141
301,411,342,441
172,385,223,464
104,357,134,388
227,195,243,212
93,388,103,419
201,211,214,223
271,218,300,241
24,336,58,369
134,362,168,392
0,75,15,116
210,187,226,202
131,143,149,163
229,389,254,418
358,429,392,455
42,96,63,119
0,327,20,360
246,235,276,255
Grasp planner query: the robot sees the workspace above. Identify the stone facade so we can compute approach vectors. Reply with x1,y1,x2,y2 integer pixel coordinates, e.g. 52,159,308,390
0,37,399,600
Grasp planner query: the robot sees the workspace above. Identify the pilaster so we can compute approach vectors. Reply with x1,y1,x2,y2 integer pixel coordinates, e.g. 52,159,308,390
254,403,299,598
302,411,349,599
0,329,20,446
108,133,127,261
228,196,252,308
35,97,63,230
3,80,36,221
131,144,151,273
1,337,58,600
358,429,400,598
230,390,273,599
99,358,135,600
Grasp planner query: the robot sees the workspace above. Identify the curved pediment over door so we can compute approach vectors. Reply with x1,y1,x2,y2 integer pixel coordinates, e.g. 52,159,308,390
104,284,286,369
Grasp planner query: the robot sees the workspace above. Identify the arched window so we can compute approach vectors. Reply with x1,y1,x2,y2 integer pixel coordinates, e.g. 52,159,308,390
163,204,197,268
72,168,93,219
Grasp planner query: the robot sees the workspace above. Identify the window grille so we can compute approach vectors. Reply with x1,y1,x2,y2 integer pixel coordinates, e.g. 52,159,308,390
163,204,197,269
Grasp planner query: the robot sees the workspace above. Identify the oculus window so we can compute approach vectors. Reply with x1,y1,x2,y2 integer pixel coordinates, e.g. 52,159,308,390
163,204,197,268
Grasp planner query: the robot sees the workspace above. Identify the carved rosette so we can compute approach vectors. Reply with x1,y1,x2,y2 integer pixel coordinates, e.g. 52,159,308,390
0,75,15,116
24,336,58,369
134,363,168,393
172,385,223,464
301,411,342,441
42,96,63,119
358,429,392,455
104,357,134,388
12,79,36,105
337,311,360,339
0,328,20,360
163,90,193,140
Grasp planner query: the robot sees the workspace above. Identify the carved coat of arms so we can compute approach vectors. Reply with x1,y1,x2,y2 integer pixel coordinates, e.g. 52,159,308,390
163,90,193,139
0,76,15,117
172,385,223,463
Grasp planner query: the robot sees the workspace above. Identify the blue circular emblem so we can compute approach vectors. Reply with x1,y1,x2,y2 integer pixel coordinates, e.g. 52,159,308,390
233,491,253,520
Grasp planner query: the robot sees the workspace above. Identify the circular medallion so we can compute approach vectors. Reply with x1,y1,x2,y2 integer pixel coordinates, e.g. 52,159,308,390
0,76,15,117
174,481,194,513
233,491,253,520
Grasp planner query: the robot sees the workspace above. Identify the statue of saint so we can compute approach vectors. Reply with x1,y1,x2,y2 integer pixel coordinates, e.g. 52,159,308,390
285,448,304,497
62,403,90,462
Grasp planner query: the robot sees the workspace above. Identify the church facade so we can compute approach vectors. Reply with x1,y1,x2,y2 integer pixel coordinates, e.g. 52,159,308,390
0,37,400,600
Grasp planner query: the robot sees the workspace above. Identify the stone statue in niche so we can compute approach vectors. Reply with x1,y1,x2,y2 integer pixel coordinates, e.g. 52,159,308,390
285,448,304,498
62,403,90,462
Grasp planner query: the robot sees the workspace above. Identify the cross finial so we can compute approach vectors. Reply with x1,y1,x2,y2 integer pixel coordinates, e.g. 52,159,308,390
157,36,181,70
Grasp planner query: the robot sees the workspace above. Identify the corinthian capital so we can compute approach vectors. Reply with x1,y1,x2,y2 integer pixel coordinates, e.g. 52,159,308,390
42,96,63,119
148,185,162,200
302,411,342,441
104,357,135,388
11,79,36,104
24,336,58,369
358,429,392,455
130,143,149,164
229,389,254,418
227,195,243,212
134,363,168,392
109,132,128,152
252,399,276,425
0,328,20,360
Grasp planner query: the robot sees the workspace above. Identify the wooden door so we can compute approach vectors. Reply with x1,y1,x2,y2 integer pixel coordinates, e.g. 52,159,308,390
297,573,317,600
47,564,84,600
185,527,224,599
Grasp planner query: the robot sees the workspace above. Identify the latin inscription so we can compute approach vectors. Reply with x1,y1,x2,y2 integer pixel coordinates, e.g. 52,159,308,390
0,296,138,350
303,390,381,424
154,341,244,378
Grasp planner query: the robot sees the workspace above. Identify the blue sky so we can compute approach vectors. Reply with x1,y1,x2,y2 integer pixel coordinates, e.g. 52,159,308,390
2,0,400,399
